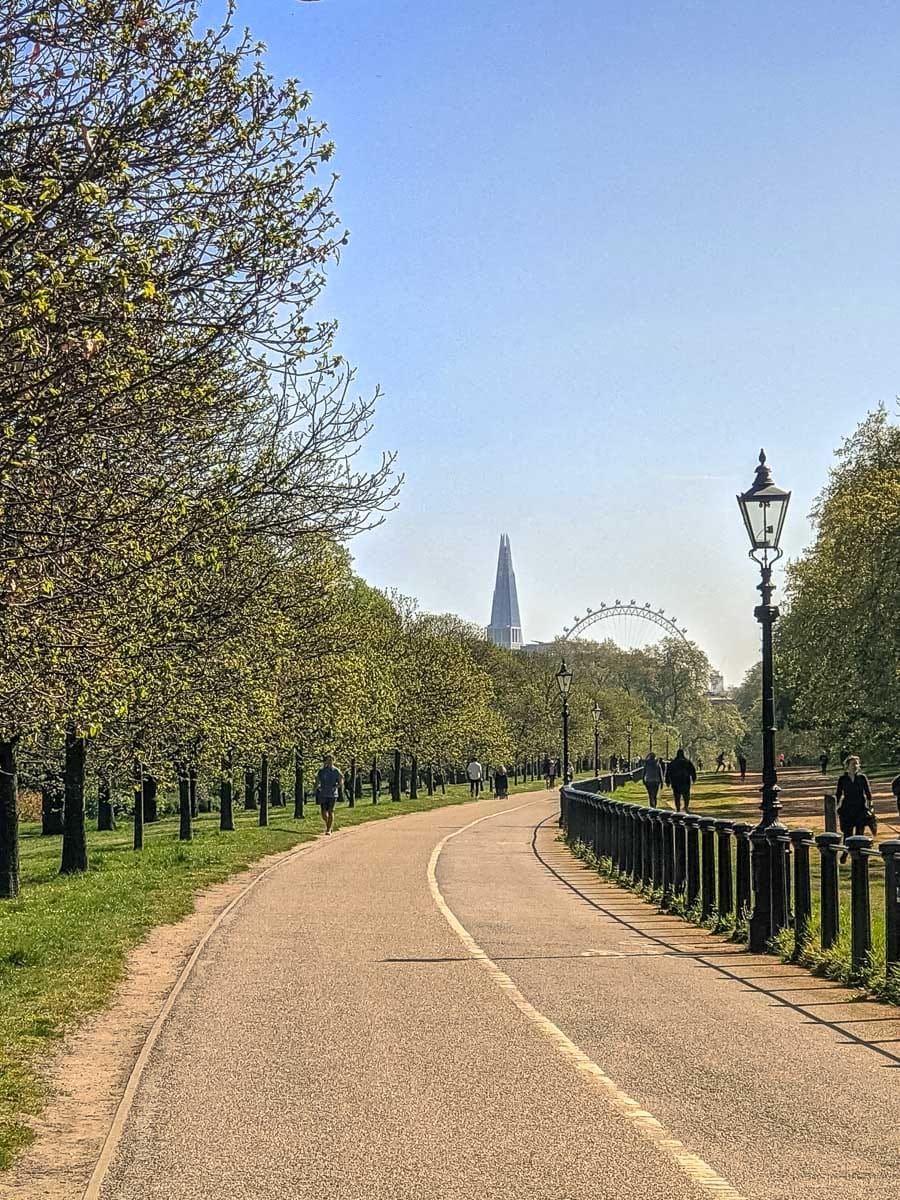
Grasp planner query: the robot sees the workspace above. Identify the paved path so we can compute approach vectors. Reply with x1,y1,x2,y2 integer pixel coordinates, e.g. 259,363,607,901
95,793,900,1199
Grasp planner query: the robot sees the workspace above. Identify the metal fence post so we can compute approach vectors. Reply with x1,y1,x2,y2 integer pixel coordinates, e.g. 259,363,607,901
789,829,813,958
700,817,717,920
733,822,752,929
685,814,701,909
823,793,838,833
640,808,652,889
715,820,734,922
651,809,664,893
880,841,900,972
629,805,641,882
815,832,842,951
661,812,675,907
846,835,873,974
673,812,687,896
767,826,790,936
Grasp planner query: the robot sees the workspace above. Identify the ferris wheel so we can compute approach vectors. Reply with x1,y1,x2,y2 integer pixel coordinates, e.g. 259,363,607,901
561,601,689,652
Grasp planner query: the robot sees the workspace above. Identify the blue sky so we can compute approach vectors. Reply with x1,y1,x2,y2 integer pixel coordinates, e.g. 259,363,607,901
244,0,899,682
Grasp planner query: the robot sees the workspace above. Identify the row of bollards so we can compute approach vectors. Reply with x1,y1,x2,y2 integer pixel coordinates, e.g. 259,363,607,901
561,786,900,976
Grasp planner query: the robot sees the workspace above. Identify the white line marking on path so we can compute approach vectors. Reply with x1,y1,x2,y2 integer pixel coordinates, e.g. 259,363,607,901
427,800,747,1200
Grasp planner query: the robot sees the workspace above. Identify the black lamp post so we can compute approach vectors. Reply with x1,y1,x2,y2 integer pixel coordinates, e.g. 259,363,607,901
556,659,573,783
591,702,602,775
737,448,791,952
625,721,633,770
665,731,670,759
648,722,654,754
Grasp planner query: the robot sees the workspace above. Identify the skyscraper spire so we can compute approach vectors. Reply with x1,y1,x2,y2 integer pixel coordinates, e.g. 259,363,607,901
486,533,523,649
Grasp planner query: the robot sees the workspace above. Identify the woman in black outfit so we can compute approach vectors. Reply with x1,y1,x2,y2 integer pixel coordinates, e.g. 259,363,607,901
836,755,873,863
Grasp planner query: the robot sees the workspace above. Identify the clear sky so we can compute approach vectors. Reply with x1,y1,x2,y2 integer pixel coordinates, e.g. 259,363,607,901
243,0,899,683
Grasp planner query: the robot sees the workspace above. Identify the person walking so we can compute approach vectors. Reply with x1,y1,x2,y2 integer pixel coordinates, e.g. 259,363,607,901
642,752,665,808
892,772,900,818
609,753,618,774
494,764,509,799
315,753,343,835
666,748,697,813
737,753,747,781
836,755,874,862
466,758,483,797
542,755,551,786
549,759,558,788
715,751,726,774
819,752,829,775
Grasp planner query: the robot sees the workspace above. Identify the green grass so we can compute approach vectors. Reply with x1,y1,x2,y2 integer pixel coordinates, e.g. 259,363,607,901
0,773,558,1171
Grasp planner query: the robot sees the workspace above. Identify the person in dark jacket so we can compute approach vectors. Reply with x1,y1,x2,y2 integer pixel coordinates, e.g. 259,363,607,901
836,755,873,862
819,752,829,775
737,753,747,781
665,749,697,812
494,765,509,799
642,752,665,807
892,773,900,817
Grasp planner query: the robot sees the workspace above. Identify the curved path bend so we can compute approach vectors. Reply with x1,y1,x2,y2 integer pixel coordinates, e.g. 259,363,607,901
90,793,898,1199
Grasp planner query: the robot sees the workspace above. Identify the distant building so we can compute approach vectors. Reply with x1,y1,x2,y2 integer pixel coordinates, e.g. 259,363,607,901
709,671,725,696
486,533,523,650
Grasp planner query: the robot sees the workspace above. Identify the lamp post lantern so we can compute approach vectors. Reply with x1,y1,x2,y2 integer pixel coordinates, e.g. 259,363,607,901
556,660,573,783
591,702,602,776
737,449,791,952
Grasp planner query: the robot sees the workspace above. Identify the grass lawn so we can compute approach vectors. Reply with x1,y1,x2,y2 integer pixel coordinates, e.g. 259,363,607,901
0,773,558,1170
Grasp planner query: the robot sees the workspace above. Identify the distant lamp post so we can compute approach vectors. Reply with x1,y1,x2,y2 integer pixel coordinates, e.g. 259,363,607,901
665,731,670,760
625,721,633,769
737,448,791,953
648,722,654,754
591,702,602,776
556,659,573,783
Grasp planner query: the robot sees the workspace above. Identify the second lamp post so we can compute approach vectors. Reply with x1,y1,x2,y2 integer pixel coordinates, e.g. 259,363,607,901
591,702,602,776
556,659,573,784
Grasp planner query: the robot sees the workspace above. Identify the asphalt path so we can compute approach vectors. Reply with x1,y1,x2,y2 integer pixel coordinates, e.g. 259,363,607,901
94,792,900,1199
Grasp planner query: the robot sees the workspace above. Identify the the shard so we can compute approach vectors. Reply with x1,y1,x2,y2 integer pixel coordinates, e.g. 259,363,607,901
486,533,523,650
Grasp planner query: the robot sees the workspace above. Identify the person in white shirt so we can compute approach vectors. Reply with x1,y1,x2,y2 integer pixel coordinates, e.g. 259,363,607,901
466,759,483,797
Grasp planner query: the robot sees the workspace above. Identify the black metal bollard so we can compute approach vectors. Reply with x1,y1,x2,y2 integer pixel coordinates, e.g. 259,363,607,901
733,822,752,927
651,809,664,893
789,829,813,958
846,835,873,974
685,815,701,909
767,826,791,937
815,832,842,951
629,806,641,881
700,817,717,920
673,812,687,896
640,808,652,889
715,820,734,922
880,841,900,971
661,812,675,907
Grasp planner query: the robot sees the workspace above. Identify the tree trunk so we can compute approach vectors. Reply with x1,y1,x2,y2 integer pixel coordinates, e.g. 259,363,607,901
269,773,281,809
259,753,268,827
219,754,234,832
133,757,144,851
427,764,434,796
60,725,88,875
410,756,418,800
348,757,356,809
293,748,304,819
97,774,116,831
0,738,20,898
178,764,192,842
142,774,158,823
391,750,401,802
371,756,379,804
41,775,64,835
244,768,257,810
